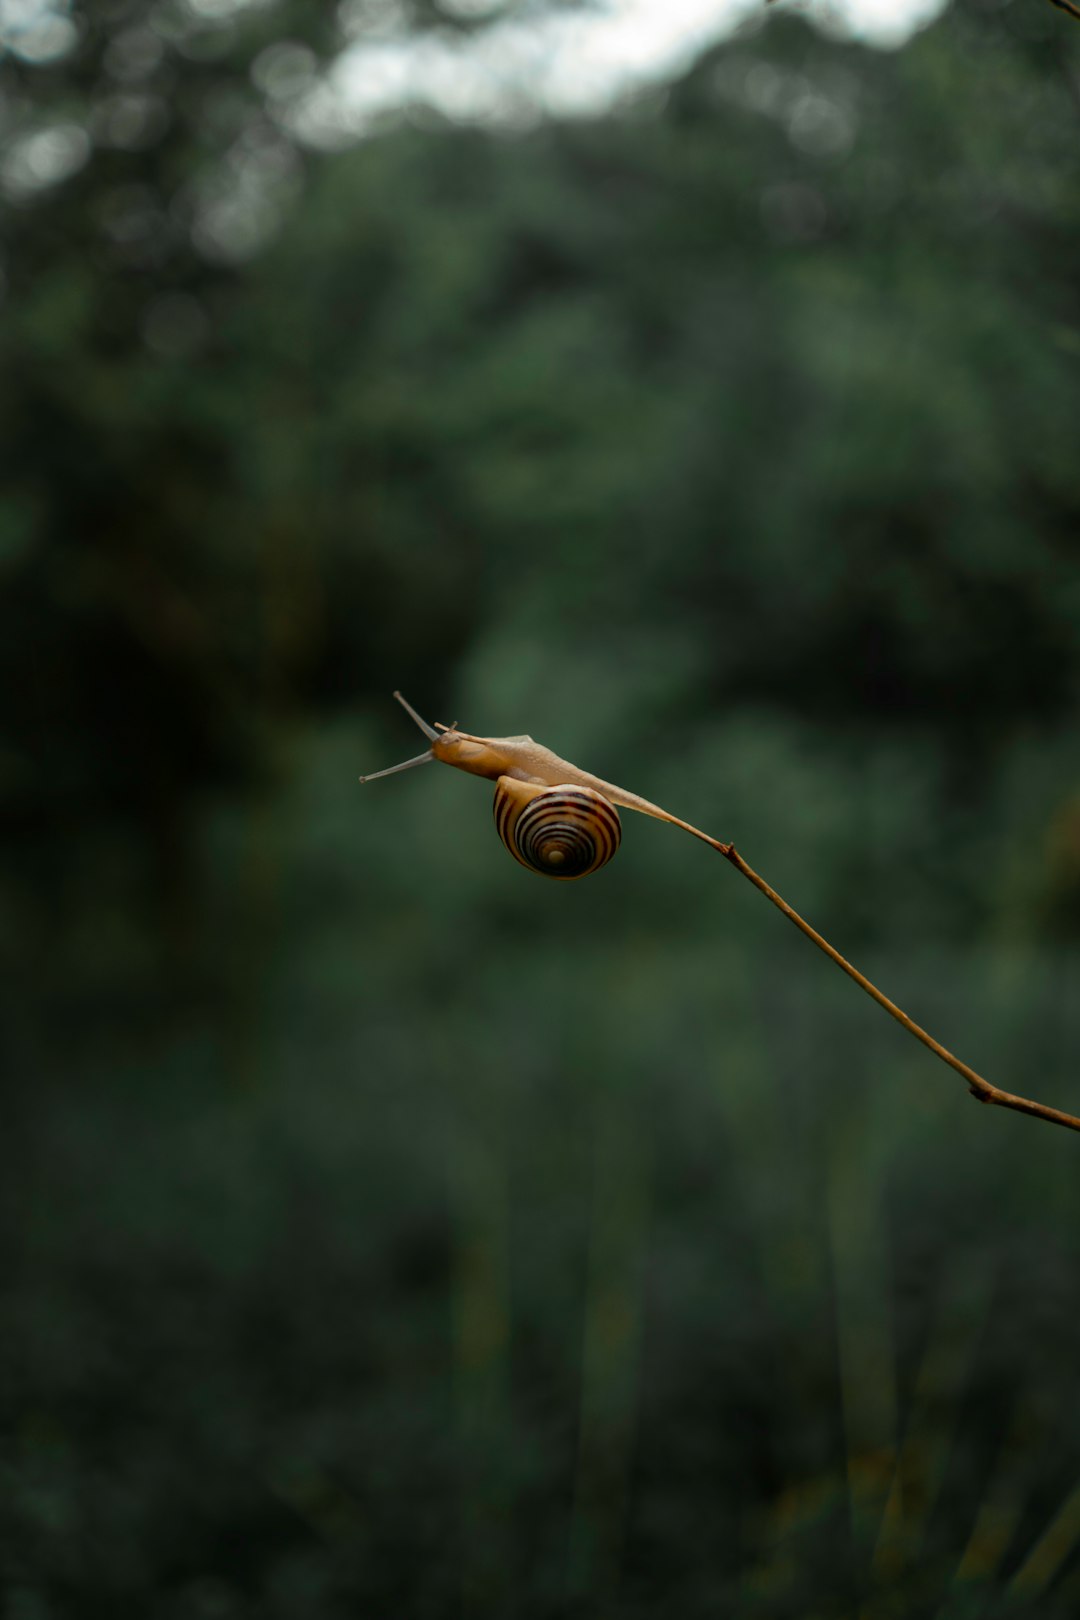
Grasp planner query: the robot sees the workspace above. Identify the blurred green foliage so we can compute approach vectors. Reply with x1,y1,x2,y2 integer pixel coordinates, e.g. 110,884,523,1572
3,0,1080,1613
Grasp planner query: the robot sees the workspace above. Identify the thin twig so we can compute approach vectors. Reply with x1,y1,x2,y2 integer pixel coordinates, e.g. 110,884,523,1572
711,839,1080,1136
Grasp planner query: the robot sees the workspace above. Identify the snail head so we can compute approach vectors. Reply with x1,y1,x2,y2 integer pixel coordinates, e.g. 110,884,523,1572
430,722,515,782
359,692,514,786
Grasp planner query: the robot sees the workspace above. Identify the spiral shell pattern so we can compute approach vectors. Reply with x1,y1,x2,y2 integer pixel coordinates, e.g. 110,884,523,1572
494,782,621,880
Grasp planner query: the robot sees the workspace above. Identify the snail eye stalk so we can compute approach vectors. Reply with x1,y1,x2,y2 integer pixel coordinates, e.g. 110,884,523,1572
393,691,439,741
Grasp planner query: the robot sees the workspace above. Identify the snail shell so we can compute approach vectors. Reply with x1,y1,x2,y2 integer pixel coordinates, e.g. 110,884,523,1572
493,779,621,880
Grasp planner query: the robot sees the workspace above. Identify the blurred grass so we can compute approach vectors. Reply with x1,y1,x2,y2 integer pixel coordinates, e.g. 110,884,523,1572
6,763,1080,1614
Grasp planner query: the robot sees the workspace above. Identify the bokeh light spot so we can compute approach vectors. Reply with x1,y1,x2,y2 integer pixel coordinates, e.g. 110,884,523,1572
0,122,89,200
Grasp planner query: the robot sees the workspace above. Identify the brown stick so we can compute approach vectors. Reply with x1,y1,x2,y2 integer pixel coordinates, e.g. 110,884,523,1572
712,840,1080,1136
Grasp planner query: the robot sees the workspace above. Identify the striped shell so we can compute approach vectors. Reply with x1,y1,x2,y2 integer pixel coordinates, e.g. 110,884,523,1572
493,781,621,880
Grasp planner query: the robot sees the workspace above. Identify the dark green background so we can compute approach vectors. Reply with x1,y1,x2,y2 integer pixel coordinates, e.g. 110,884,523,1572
3,0,1080,1614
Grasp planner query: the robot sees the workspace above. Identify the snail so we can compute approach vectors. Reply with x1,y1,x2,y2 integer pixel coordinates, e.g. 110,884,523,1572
359,691,723,880
360,692,1080,1138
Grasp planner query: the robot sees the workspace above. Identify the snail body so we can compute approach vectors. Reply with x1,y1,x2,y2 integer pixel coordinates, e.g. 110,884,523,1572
359,691,720,881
